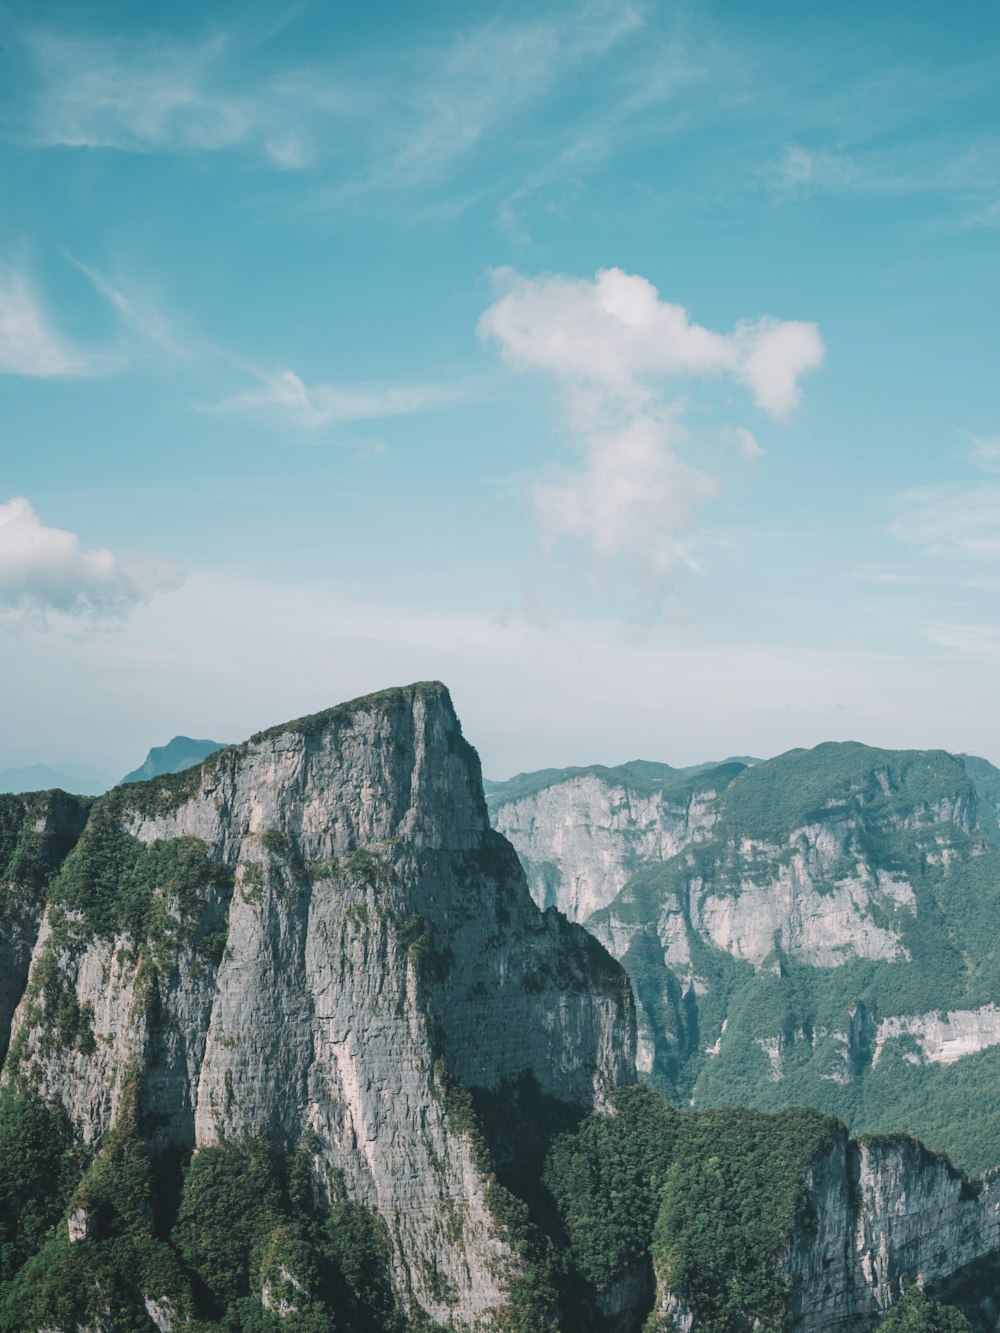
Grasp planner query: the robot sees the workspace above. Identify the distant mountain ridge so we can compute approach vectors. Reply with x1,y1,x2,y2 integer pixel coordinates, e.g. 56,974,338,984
119,735,225,785
490,740,1000,1175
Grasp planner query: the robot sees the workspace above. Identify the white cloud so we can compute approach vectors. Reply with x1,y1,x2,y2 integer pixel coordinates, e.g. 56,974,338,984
922,623,1000,662
0,267,94,377
478,267,823,579
971,435,1000,470
0,498,183,621
480,267,822,418
889,484,1000,561
381,1,642,189
725,425,763,459
208,369,461,429
25,32,320,167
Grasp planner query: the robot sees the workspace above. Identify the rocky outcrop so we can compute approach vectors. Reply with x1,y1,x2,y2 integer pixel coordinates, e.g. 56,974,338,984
791,1134,1000,1330
873,1005,1000,1067
490,743,1000,1175
649,1129,1000,1331
490,773,727,923
0,789,89,1062
1,682,635,1327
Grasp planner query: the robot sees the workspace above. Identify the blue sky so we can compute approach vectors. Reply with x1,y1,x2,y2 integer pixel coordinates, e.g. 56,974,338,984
2,0,1000,779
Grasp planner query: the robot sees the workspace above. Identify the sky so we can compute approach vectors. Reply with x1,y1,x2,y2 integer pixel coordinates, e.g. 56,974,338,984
2,0,1000,781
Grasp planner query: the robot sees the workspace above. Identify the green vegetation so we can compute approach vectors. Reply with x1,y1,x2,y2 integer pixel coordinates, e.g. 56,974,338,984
879,1286,972,1331
0,1092,81,1281
574,742,1000,1174
649,1107,841,1332
0,791,89,927
484,759,745,811
543,1085,676,1291
0,1075,987,1332
48,804,233,953
0,1095,417,1333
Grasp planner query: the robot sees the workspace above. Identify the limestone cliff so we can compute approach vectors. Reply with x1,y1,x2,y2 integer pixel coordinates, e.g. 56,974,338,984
1,683,635,1327
646,1113,1000,1332
489,742,1000,1175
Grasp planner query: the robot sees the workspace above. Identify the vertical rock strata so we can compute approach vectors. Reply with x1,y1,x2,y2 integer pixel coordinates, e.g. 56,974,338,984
650,1130,1000,1331
1,682,636,1326
792,1134,1000,1330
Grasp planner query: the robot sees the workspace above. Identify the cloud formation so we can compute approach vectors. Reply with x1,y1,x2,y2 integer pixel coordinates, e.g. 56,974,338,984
25,32,319,167
209,369,461,429
479,267,823,578
889,484,1000,561
0,268,94,377
0,497,183,620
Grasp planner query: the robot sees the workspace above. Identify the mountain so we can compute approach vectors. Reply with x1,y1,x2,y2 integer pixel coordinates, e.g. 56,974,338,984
0,683,634,1331
119,735,225,785
0,764,109,797
0,697,996,1332
490,742,1000,1177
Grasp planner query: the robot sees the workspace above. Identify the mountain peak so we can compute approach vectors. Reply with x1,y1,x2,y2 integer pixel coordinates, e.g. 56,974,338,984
119,734,225,786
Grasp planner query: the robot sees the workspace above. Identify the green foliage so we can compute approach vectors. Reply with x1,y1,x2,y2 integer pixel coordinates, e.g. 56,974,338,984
879,1286,972,1331
484,759,745,812
49,804,233,954
543,1086,677,1292
172,1140,410,1332
174,1141,282,1309
719,743,972,842
576,740,1000,1175
0,790,89,928
0,1092,80,1281
0,1117,192,1333
649,1106,842,1333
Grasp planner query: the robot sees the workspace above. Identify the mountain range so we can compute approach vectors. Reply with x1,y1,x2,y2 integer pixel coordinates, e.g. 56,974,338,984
488,742,1000,1176
0,737,226,798
0,688,998,1331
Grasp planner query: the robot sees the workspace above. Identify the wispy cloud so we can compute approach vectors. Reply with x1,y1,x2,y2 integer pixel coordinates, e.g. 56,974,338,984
0,256,458,432
765,138,1000,202
0,497,183,623
0,267,99,377
479,266,823,582
923,622,1000,662
970,435,1000,471
889,483,1000,561
208,369,461,428
24,31,329,167
353,0,643,195
21,1,643,192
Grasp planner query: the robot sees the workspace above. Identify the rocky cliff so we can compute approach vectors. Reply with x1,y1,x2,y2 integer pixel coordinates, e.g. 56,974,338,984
489,743,1000,1175
648,1121,1000,1331
0,682,635,1328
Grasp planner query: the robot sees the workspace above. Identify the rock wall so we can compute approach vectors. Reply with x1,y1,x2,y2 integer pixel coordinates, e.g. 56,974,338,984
1,682,636,1327
490,774,723,923
792,1134,1000,1330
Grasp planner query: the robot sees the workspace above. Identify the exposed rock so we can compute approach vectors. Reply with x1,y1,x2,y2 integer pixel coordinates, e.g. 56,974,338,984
2,682,635,1327
66,1205,91,1243
490,741,1000,1174
791,1133,1000,1329
490,772,726,923
874,1005,1000,1067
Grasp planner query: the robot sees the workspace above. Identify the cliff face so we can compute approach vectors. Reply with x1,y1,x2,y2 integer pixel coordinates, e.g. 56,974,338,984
489,742,1000,1175
0,790,90,1064
648,1118,1000,1333
1,683,635,1327
488,763,739,925
791,1135,1000,1331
